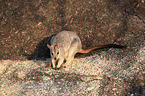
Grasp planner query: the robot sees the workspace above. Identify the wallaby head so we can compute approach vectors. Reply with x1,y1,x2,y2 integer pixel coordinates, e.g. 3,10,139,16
47,44,61,68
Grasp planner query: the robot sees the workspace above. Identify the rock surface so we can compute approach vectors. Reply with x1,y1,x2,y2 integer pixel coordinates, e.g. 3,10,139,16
0,35,144,95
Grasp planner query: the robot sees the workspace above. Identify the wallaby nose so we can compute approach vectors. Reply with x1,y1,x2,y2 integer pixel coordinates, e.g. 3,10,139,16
54,57,56,60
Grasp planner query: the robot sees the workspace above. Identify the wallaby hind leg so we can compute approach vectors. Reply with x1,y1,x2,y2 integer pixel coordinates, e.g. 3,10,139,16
63,55,74,67
57,49,76,70
62,39,79,68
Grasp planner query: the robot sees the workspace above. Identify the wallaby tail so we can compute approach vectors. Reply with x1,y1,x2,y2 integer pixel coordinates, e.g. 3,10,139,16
78,44,127,53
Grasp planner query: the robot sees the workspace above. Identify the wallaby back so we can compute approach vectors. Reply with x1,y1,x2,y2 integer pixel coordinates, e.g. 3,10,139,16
51,31,82,51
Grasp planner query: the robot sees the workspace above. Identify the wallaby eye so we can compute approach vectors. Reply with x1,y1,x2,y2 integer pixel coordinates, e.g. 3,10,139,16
51,53,53,55
57,52,59,55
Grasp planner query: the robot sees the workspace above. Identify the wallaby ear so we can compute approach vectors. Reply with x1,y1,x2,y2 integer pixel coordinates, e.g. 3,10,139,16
47,44,52,49
57,43,61,48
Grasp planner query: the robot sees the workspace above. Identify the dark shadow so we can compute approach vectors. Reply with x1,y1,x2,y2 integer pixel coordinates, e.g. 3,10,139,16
24,69,84,82
125,86,145,96
26,34,56,60
24,68,101,83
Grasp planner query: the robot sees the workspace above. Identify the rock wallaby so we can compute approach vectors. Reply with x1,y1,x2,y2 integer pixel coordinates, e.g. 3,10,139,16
47,31,127,70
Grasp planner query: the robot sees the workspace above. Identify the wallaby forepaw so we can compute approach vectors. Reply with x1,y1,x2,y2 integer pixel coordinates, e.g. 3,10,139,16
55,65,66,70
